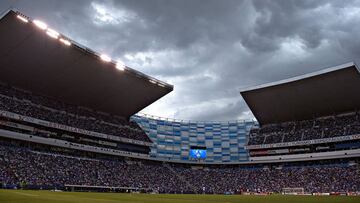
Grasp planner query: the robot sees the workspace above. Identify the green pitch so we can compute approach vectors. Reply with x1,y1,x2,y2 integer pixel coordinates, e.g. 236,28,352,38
0,189,359,203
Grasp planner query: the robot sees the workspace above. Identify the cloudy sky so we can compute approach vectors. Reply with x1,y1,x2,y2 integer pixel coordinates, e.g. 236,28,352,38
1,0,360,121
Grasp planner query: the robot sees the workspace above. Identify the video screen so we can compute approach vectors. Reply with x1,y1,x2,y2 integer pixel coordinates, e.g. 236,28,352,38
189,149,207,159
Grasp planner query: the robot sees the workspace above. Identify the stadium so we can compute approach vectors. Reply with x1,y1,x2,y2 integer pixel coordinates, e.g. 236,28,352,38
0,8,359,203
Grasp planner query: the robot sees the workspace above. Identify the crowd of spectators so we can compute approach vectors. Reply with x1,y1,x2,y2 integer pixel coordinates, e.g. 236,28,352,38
0,84,150,142
248,112,360,145
175,164,359,194
0,84,358,194
0,142,359,194
0,143,187,193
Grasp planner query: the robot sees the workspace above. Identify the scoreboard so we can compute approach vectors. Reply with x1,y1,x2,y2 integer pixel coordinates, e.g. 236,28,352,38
189,146,207,160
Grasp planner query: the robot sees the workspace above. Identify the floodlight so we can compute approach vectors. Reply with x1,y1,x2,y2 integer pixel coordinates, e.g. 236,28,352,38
116,61,126,71
33,20,47,30
100,54,112,62
46,28,59,39
59,38,71,46
16,15,28,23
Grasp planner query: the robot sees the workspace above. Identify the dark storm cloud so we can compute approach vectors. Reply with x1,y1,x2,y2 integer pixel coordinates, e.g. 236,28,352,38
1,0,360,121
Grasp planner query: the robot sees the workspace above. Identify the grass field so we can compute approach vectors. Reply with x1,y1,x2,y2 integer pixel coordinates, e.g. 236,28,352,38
0,189,359,203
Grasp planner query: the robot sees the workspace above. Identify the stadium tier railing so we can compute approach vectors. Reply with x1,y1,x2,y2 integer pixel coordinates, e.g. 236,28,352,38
245,134,360,150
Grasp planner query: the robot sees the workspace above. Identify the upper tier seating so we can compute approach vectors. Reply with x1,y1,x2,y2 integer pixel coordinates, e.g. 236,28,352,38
0,84,150,142
248,112,360,145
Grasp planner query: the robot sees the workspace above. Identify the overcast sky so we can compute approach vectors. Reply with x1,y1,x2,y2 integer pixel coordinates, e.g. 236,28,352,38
1,0,360,121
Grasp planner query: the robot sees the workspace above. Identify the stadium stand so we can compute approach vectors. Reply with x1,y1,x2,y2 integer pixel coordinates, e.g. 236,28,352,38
0,83,151,143
0,10,359,196
248,112,360,145
0,139,359,194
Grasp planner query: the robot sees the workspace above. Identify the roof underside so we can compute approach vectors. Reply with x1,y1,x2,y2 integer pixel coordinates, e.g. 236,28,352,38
0,10,172,119
240,62,360,125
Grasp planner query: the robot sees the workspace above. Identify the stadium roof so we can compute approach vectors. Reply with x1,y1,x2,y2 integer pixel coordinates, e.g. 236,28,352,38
240,62,360,125
0,10,173,119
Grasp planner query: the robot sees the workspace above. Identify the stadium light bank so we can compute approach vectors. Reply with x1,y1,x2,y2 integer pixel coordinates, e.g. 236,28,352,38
13,11,171,89
16,12,174,87
16,13,131,73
